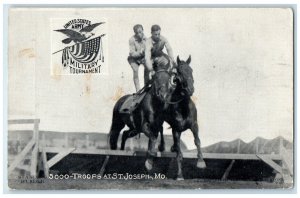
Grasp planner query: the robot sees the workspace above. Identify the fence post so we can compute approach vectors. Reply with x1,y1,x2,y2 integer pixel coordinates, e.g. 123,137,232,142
279,136,283,155
30,119,40,177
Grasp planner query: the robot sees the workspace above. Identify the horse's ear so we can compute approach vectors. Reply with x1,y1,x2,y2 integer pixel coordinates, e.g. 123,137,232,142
186,55,191,65
177,56,181,65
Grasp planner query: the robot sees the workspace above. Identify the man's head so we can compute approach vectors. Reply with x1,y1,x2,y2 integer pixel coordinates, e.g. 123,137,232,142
133,24,144,40
151,25,161,42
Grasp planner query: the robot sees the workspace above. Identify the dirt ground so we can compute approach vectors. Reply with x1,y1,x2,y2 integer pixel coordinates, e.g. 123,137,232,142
7,178,293,191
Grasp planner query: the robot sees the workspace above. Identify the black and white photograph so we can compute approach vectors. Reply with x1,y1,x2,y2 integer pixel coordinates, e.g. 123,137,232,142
6,7,294,190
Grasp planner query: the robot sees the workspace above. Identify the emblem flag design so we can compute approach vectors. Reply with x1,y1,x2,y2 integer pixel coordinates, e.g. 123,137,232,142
51,19,107,75
62,36,104,67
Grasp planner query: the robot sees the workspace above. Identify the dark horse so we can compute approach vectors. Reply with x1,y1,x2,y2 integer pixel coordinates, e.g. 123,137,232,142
108,60,176,162
110,55,206,180
143,56,206,179
163,55,206,180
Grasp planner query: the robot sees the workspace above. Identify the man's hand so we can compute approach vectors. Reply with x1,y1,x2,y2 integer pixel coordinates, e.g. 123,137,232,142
149,70,155,80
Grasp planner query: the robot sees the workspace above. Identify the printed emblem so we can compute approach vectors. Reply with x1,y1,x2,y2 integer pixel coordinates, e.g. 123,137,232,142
51,19,107,74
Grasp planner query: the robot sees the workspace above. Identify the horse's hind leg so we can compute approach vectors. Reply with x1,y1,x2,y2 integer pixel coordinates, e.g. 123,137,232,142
121,129,138,150
172,130,184,180
158,126,165,152
191,123,206,169
108,112,125,150
109,123,125,150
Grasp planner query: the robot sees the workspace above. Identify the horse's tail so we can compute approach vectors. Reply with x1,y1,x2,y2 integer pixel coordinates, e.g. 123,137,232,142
107,96,128,150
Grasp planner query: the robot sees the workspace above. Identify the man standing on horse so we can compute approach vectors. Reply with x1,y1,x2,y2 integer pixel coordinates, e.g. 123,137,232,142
128,24,149,92
145,25,175,72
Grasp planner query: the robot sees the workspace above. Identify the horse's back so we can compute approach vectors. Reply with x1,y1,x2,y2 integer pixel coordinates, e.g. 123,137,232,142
113,94,131,113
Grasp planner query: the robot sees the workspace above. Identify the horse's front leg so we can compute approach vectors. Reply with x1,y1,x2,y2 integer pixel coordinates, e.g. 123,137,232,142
146,129,159,171
158,125,165,152
191,123,206,169
121,129,137,150
143,122,158,171
172,130,184,180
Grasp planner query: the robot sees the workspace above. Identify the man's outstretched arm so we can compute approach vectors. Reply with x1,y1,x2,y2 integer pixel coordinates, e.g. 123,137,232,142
145,40,153,71
165,38,175,64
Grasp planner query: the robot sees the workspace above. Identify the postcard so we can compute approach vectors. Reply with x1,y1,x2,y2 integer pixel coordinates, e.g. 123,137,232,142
7,7,294,190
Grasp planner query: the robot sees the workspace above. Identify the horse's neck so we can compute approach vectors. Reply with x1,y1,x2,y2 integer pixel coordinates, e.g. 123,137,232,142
173,88,191,117
153,61,171,71
173,83,191,109
173,83,188,100
147,87,165,107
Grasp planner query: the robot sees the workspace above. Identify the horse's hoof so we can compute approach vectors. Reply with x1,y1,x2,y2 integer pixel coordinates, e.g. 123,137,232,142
170,145,177,152
145,159,153,171
158,144,165,152
197,160,206,169
176,176,184,181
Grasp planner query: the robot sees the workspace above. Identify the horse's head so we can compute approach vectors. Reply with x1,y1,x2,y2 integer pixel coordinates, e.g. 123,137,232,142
152,68,177,103
175,55,195,96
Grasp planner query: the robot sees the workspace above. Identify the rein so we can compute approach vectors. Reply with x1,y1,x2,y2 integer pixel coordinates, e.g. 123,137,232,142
165,97,185,105
154,69,171,75
166,77,185,105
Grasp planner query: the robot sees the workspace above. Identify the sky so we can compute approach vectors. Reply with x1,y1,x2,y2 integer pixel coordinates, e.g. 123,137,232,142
8,8,293,148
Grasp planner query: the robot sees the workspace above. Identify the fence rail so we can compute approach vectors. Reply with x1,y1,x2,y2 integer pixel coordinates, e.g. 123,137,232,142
7,119,293,183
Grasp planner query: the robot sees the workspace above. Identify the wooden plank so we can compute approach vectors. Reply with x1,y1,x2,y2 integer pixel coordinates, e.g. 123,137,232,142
16,164,31,172
279,137,283,155
99,156,110,177
221,160,235,180
8,139,35,174
257,154,283,174
48,148,76,168
30,145,38,177
30,119,40,177
42,148,49,178
41,147,138,156
40,147,282,161
281,148,293,176
8,119,40,125
33,119,39,141
8,130,33,133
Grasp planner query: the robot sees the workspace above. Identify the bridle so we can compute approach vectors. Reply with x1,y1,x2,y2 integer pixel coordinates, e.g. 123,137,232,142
152,69,175,98
165,97,185,105
165,63,193,105
152,68,186,105
165,73,185,105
